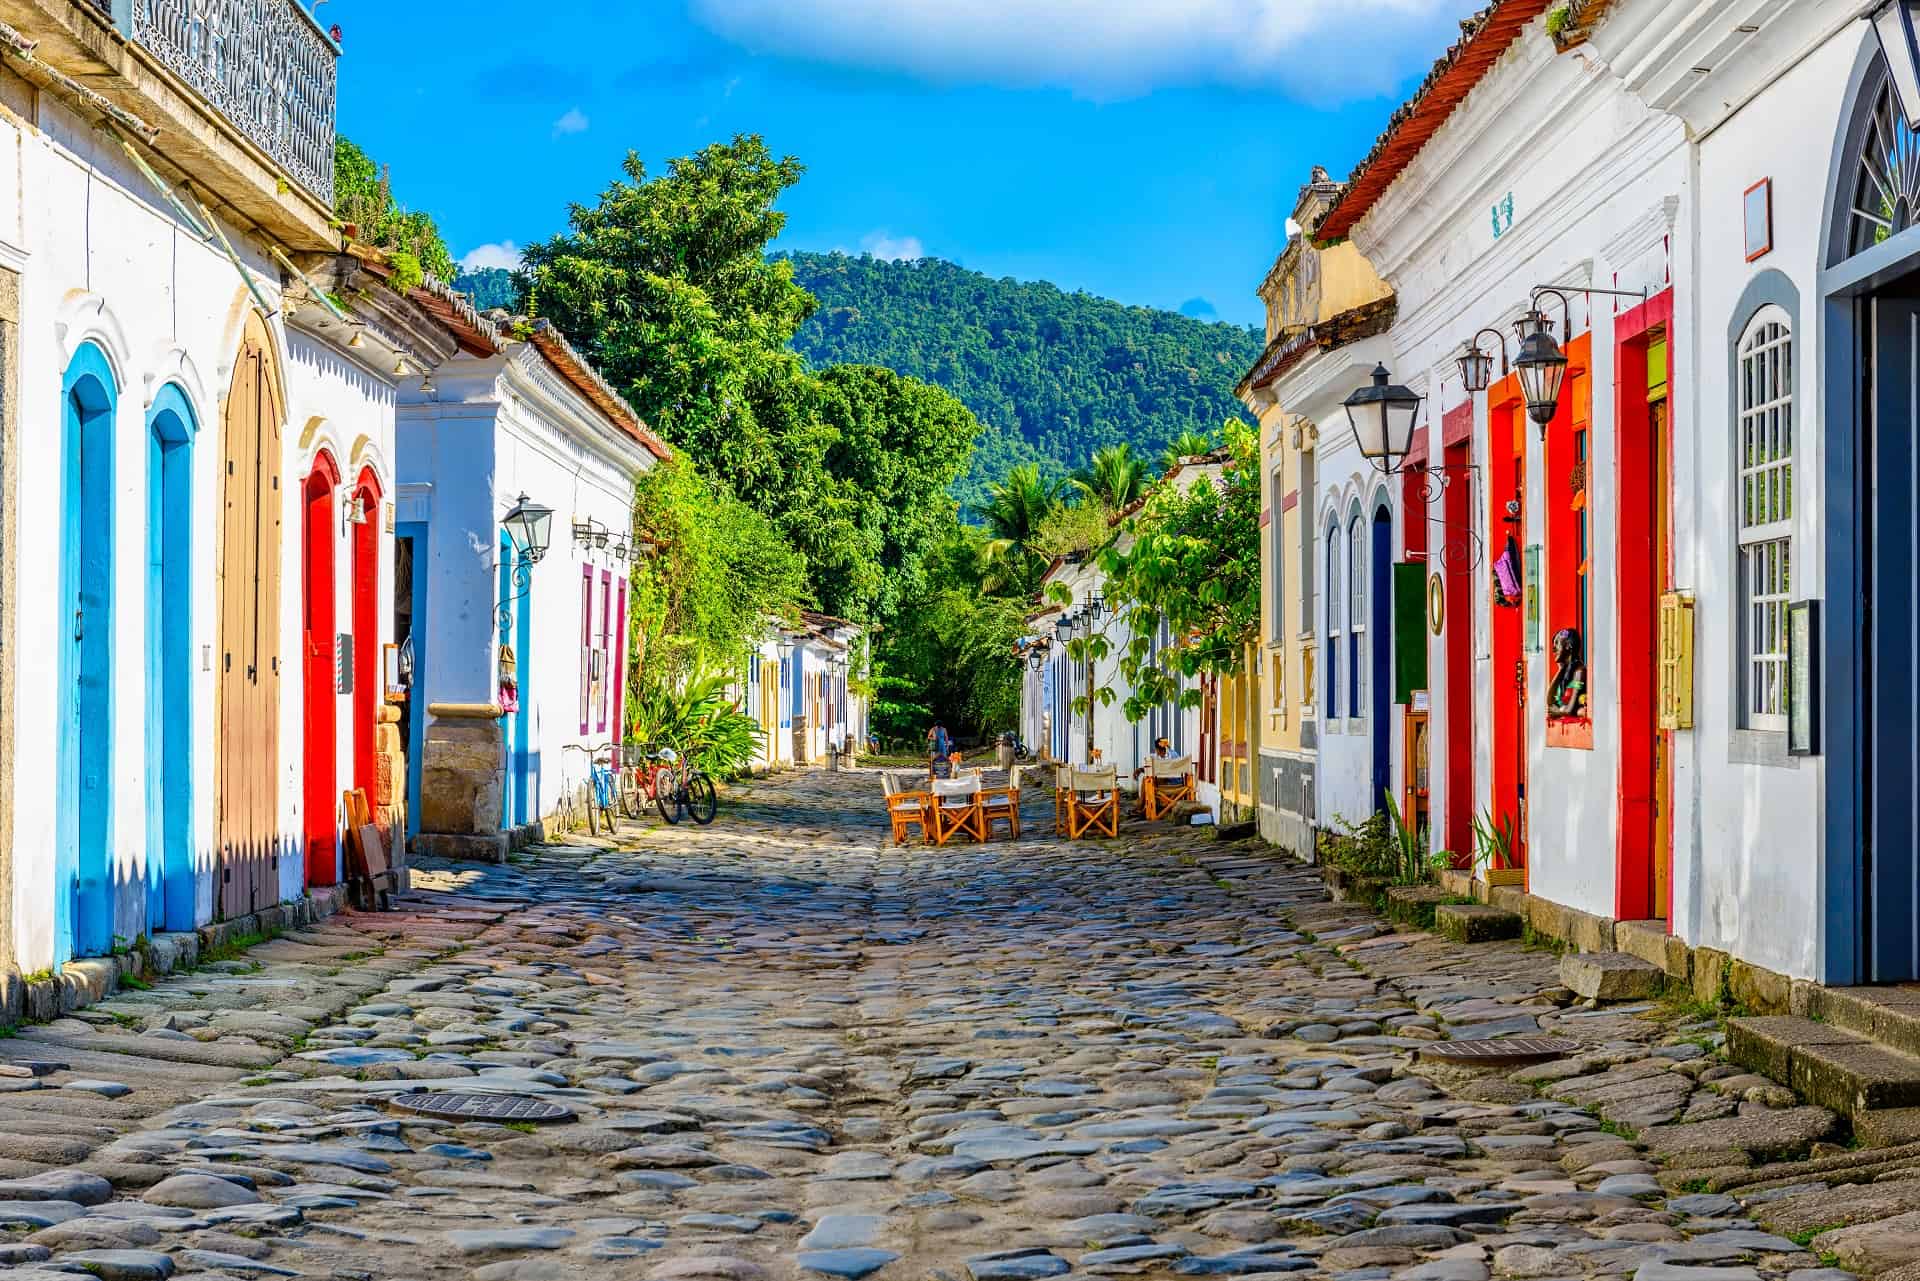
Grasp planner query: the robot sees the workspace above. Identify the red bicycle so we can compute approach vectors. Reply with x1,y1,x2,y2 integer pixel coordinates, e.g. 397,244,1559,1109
622,744,715,825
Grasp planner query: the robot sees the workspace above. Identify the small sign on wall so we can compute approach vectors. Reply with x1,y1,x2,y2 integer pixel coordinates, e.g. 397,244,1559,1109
1744,178,1773,262
337,633,354,696
1788,599,1820,756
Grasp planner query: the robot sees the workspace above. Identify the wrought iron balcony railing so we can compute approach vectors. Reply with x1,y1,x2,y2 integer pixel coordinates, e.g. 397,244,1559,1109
128,0,337,203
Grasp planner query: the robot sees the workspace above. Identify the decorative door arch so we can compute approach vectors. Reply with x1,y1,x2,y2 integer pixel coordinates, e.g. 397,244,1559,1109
217,314,285,920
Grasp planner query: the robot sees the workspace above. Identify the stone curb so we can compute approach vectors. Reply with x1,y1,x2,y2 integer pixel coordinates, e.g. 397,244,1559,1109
0,884,348,1029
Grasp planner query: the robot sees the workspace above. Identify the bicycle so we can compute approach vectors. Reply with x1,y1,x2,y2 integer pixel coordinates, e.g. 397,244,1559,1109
563,743,619,836
623,743,690,825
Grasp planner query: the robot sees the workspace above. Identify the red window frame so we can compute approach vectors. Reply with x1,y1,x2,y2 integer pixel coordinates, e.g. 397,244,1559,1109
579,567,593,735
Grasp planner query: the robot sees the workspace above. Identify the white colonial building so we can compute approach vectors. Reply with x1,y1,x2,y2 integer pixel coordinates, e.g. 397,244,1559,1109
0,0,437,988
394,297,668,860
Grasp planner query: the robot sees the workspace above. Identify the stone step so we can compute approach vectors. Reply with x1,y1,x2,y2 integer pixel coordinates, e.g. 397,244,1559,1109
1558,951,1665,1001
1804,985,1920,1060
1434,903,1522,944
1729,1015,1920,1124
1384,885,1452,929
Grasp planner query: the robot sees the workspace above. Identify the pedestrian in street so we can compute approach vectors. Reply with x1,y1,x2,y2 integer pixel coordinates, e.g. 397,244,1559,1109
927,721,951,763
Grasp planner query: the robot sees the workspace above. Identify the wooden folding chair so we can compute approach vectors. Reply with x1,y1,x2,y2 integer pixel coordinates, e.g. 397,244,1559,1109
1062,766,1120,840
341,787,400,911
930,774,987,845
883,770,933,845
1142,754,1196,821
981,766,1025,841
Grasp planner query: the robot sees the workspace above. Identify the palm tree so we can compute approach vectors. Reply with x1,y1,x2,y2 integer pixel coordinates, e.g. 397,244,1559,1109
977,464,1065,596
1071,443,1148,512
1160,429,1218,472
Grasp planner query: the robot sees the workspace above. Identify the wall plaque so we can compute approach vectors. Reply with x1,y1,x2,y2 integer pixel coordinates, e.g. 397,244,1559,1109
1788,599,1820,756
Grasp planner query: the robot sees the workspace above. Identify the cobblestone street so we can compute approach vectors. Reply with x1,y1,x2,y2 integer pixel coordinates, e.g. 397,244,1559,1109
0,770,1895,1281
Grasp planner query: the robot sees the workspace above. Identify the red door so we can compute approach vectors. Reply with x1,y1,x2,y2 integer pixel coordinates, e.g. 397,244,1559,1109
301,454,340,887
1488,383,1528,872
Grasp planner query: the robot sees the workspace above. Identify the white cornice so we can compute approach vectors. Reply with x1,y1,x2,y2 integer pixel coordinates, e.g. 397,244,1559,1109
1590,0,1861,138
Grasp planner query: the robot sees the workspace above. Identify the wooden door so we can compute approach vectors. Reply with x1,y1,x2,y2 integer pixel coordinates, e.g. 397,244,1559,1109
218,316,284,921
1489,390,1528,870
300,456,337,888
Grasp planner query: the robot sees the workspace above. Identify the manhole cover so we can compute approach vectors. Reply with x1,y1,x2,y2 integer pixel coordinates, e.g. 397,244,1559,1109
388,1092,576,1123
1417,1036,1580,1067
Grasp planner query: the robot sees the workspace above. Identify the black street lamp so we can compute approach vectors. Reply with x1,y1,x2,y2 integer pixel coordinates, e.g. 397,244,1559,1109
1874,0,1920,130
1455,327,1508,394
1053,614,1072,643
1342,364,1424,474
1513,294,1573,431
502,493,555,564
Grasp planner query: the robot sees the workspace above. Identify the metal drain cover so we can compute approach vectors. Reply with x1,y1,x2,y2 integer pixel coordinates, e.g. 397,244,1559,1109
388,1092,576,1123
1417,1036,1581,1067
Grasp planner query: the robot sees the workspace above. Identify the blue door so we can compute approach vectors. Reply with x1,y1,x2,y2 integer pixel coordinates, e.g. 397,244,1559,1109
497,532,532,828
147,387,196,932
1371,508,1393,812
396,523,427,840
60,345,115,961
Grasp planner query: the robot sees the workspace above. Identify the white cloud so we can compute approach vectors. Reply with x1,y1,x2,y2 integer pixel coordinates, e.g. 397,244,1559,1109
552,107,590,137
861,230,925,262
689,0,1475,101
459,241,524,273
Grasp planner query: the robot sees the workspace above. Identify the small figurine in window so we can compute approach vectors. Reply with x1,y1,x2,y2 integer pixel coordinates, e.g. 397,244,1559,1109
1547,627,1587,720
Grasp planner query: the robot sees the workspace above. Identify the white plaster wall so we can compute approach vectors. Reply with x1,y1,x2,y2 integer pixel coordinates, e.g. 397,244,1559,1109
1671,31,1856,981
397,349,652,830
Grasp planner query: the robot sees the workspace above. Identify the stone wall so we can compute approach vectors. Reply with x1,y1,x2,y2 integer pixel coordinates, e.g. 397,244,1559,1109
1258,750,1316,859
414,706,506,862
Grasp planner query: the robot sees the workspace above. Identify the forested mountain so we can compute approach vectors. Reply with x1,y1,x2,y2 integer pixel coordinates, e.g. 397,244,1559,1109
453,252,1265,515
455,266,519,312
780,252,1264,513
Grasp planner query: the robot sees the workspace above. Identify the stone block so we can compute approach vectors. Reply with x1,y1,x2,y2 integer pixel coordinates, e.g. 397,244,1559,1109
1789,1038,1920,1115
1488,885,1527,915
1434,904,1522,944
1437,869,1474,898
1692,946,1731,1005
1526,895,1570,947
1384,885,1452,929
1726,1015,1864,1083
1564,906,1617,954
1615,919,1690,980
410,832,508,864
1856,1107,1920,1147
1558,951,1663,1001
1729,960,1792,1015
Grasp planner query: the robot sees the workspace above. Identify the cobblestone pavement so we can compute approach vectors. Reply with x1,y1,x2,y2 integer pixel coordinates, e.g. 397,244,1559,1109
0,768,1904,1281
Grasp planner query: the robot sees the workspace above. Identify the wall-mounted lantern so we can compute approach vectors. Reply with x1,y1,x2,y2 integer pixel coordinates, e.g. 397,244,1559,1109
1342,363,1424,475
502,493,554,564
1455,327,1509,394
1513,303,1570,431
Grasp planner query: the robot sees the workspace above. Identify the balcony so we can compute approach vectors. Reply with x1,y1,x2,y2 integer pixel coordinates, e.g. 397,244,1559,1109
127,0,337,203
0,0,340,247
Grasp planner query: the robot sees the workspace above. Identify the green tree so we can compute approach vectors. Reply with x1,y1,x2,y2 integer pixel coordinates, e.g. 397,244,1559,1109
627,454,810,702
1089,421,1261,722
977,463,1066,596
1071,442,1148,510
333,136,456,282
810,365,980,623
1160,428,1218,471
519,136,820,501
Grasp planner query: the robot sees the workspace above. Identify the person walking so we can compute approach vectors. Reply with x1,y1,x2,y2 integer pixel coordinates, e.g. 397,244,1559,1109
927,722,952,764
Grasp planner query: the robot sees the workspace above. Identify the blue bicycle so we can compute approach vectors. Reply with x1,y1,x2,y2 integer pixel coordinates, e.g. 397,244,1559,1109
564,743,620,836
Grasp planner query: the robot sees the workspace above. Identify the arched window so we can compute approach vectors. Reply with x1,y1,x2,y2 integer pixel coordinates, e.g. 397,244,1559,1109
1841,67,1920,261
1737,304,1793,731
1325,519,1342,720
1349,508,1367,724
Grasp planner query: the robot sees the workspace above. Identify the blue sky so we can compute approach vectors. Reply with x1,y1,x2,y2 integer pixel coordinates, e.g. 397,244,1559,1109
330,1,1477,327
